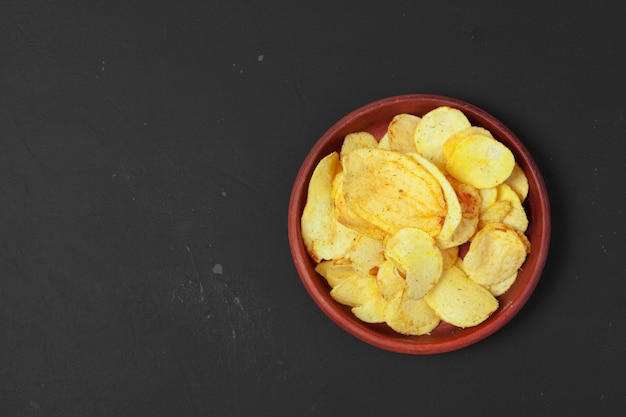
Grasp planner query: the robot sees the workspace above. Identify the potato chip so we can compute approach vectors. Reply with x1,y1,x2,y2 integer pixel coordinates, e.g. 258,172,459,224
301,152,359,262
384,227,443,300
388,113,420,153
385,293,440,336
446,134,515,189
462,223,530,286
414,106,471,168
488,271,518,296
496,183,529,232
442,126,493,162
378,133,391,150
478,199,512,230
409,153,462,246
376,260,407,300
342,148,446,237
479,187,498,212
345,234,385,277
441,245,459,270
315,261,356,288
340,131,379,161
330,274,387,323
505,163,529,203
332,172,387,241
424,265,499,328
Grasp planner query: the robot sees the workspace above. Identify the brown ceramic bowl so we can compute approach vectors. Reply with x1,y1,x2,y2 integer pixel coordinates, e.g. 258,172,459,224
288,94,551,354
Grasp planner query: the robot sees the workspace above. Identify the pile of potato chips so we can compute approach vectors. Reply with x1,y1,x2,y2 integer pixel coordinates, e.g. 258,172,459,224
301,106,531,335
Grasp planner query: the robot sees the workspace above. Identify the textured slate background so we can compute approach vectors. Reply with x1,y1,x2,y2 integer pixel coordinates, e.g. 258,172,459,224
1,0,624,416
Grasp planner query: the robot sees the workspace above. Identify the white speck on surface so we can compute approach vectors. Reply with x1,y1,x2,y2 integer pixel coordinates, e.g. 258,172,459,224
221,190,227,197
257,54,264,62
29,399,40,410
101,60,106,72
212,264,223,274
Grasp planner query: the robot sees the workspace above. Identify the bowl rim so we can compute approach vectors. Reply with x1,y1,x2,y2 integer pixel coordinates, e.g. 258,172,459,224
288,94,551,354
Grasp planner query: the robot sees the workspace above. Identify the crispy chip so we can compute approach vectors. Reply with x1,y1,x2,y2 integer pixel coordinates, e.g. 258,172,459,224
388,113,421,153
409,153,462,246
446,134,515,189
414,106,471,168
384,227,443,300
332,172,387,240
385,293,440,335
376,260,407,300
315,261,356,288
378,133,391,150
478,199,512,230
505,163,529,202
342,148,446,237
301,152,359,262
488,271,518,296
330,274,387,323
442,126,494,162
345,234,385,277
340,131,379,161
424,265,499,328
496,183,529,232
462,223,530,286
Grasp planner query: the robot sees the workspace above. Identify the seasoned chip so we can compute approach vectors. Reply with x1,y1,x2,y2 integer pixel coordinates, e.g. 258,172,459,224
340,131,379,161
479,187,498,212
462,223,530,286
505,163,529,202
332,172,386,240
385,293,440,336
443,126,494,162
342,148,446,237
301,152,359,262
446,134,515,189
330,274,387,323
488,271,518,296
378,133,391,150
478,199,512,230
388,113,421,153
410,153,462,246
424,265,499,328
315,261,356,288
376,260,407,300
345,234,385,277
384,227,443,300
496,183,529,232
414,106,471,168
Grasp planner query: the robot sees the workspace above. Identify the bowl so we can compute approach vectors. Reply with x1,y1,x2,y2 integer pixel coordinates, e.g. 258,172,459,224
288,94,551,354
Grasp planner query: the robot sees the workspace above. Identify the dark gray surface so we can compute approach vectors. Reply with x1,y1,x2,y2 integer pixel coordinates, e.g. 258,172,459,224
1,1,624,416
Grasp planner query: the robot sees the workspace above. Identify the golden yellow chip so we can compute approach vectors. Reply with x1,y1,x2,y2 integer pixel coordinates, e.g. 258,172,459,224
387,113,420,153
479,187,498,212
377,133,391,150
414,106,471,168
424,265,499,328
462,223,530,286
315,261,356,288
301,152,359,262
376,260,407,300
488,271,518,296
478,199,512,230
384,227,443,300
385,293,440,336
332,172,387,241
340,131,379,161
345,234,385,277
496,183,529,232
442,126,493,162
409,153,462,246
445,134,515,189
441,245,459,270
330,274,387,323
342,148,446,237
505,163,529,202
